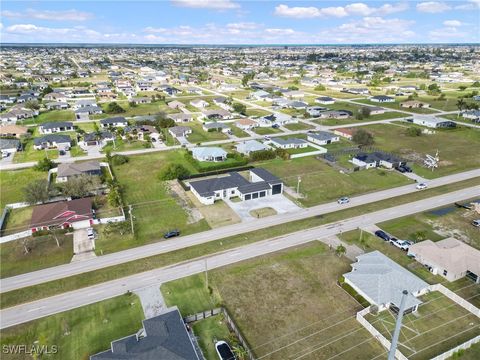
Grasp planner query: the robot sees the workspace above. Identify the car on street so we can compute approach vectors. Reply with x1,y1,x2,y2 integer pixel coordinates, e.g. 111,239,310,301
374,230,391,241
271,124,280,129
337,197,350,204
472,219,480,227
215,341,236,360
416,182,428,190
263,135,271,140
164,229,180,239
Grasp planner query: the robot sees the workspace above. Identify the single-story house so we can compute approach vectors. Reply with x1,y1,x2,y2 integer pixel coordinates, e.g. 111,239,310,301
462,110,480,122
30,198,94,231
0,138,21,155
315,96,335,105
343,251,429,313
307,131,340,145
167,100,185,109
410,115,456,129
282,90,304,99
168,113,192,123
189,168,283,205
190,99,209,109
75,106,103,120
73,99,97,110
351,151,404,169
79,131,115,149
213,97,232,110
44,92,68,102
235,140,269,155
33,134,71,150
90,307,200,360
100,117,128,128
39,122,74,134
130,96,151,104
306,106,327,117
203,122,230,133
259,113,296,127
191,147,227,162
0,124,28,138
408,238,480,283
333,128,355,140
56,161,102,183
284,100,308,109
251,90,270,100
363,106,385,115
400,100,430,109
169,126,192,138
200,109,233,120
317,110,352,119
235,118,257,130
270,137,308,149
370,95,395,103
343,88,369,95
45,101,69,110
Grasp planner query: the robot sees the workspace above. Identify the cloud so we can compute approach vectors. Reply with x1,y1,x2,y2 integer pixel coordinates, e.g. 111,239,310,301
443,20,462,27
274,2,408,19
416,2,451,13
171,0,240,10
265,28,298,36
1,8,94,21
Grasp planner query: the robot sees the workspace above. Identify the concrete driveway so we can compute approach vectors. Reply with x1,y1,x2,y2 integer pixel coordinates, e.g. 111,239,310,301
226,194,301,221
71,229,96,262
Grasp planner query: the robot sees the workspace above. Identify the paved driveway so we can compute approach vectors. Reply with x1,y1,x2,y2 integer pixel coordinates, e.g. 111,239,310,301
71,229,96,262
226,194,301,221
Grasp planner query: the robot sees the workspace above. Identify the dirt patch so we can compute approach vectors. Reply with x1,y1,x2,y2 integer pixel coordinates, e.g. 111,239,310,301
186,192,241,228
166,180,204,224
249,207,277,219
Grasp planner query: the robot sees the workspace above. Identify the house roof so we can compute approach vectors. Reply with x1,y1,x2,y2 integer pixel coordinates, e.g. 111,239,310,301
271,137,306,146
84,131,114,142
169,126,191,137
354,151,401,164
168,113,192,121
344,251,428,309
201,109,231,118
235,118,256,126
190,172,250,197
90,307,200,360
57,161,101,178
33,134,71,146
203,122,229,130
409,237,480,276
40,121,73,130
250,167,281,184
0,125,28,136
308,131,337,141
0,138,20,150
101,117,128,125
30,198,93,229
236,140,268,153
192,147,227,159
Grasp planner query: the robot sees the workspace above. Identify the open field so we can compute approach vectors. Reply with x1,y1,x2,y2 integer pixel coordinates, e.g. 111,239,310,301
364,291,480,360
186,122,229,143
0,293,144,360
354,98,440,114
162,242,386,360
362,123,480,178
1,177,478,309
283,121,314,131
252,126,283,135
0,168,46,208
23,110,76,125
259,157,412,207
245,108,271,117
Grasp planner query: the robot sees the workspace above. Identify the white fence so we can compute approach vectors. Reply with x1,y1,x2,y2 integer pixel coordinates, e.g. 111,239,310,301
430,335,480,360
290,149,327,159
93,214,126,225
0,230,32,244
428,284,480,316
356,307,409,360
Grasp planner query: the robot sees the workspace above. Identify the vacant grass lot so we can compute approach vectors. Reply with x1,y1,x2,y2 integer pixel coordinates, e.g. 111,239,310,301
187,122,229,143
23,110,75,125
354,98,439,114
253,126,283,135
0,168,46,208
0,234,73,278
283,121,314,131
245,108,270,117
364,292,480,360
363,123,480,178
162,243,386,360
259,157,412,207
378,214,445,242
2,177,477,309
0,293,144,360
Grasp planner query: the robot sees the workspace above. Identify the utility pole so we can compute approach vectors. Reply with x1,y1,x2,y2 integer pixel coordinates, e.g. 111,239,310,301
388,290,409,360
205,258,208,289
128,205,134,235
297,176,301,195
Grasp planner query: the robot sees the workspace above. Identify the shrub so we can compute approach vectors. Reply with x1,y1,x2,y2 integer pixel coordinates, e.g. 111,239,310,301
249,149,276,162
352,129,374,146
111,154,129,165
106,102,125,114
34,157,56,171
405,127,422,137
158,163,191,180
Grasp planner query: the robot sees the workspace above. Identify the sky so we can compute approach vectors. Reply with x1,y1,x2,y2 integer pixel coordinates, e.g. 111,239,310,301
0,1,479,44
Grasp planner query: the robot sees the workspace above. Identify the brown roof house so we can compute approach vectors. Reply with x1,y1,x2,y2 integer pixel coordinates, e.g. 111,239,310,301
408,238,480,283
30,198,93,232
0,125,28,138
56,161,102,183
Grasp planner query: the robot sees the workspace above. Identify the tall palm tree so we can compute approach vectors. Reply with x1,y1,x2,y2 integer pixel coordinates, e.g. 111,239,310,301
456,98,466,118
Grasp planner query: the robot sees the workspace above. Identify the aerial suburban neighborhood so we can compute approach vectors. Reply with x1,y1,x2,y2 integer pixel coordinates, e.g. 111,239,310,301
0,1,479,360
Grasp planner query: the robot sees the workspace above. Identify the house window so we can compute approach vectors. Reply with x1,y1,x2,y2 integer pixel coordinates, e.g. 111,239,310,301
443,270,448,276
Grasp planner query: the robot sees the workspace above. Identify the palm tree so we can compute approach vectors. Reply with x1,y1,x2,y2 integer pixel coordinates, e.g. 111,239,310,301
456,98,466,117
232,345,249,360
335,244,347,257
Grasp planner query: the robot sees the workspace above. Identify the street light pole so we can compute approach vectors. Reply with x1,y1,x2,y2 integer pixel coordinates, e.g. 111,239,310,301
205,258,208,289
128,205,134,235
388,290,409,360
297,176,301,195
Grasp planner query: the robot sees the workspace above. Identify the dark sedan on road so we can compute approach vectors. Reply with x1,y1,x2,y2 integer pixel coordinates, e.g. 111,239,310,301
164,229,180,239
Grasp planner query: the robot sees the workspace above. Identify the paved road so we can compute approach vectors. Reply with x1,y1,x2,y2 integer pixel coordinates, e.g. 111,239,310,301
1,168,479,293
1,185,478,329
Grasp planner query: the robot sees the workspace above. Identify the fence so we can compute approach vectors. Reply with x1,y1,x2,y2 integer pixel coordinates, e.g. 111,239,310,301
0,229,32,244
356,306,409,360
428,284,480,316
430,335,480,360
290,149,327,159
184,307,256,360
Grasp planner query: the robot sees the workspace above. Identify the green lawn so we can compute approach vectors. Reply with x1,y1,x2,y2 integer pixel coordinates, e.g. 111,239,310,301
97,101,176,118
23,110,75,125
192,316,233,360
0,234,73,279
13,141,60,163
101,137,147,153
0,293,144,360
1,177,478,309
230,125,249,138
1,207,32,235
362,123,480,178
186,122,229,144
260,157,412,207
252,127,283,135
354,98,441,114
285,145,319,155
283,121,314,131
378,214,445,242
244,108,270,117
0,169,46,208
162,242,385,360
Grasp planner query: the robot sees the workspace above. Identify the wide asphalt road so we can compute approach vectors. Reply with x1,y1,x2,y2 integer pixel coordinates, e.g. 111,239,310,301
1,185,478,329
1,168,479,293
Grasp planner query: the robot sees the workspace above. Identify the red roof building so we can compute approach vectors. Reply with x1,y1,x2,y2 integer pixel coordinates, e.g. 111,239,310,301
30,198,93,231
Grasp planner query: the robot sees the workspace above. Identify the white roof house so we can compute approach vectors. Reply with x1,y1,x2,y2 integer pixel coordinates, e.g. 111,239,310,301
191,147,227,162
408,238,480,283
235,140,269,155
343,251,429,313
411,115,456,129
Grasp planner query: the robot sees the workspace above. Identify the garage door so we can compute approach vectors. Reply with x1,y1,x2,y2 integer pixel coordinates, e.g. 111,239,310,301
272,184,282,195
245,194,251,200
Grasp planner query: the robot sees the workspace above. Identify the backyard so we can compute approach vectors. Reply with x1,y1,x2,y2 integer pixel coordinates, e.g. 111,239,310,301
161,242,386,360
0,168,46,208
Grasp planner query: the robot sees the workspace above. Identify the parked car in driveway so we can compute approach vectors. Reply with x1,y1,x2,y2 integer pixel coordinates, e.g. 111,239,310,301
215,341,236,360
416,182,428,190
164,229,180,239
472,219,480,227
374,230,391,241
337,197,350,204
392,239,413,251
395,166,406,173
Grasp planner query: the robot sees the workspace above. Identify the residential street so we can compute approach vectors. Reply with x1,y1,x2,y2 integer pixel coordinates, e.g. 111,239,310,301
1,168,479,294
0,185,478,329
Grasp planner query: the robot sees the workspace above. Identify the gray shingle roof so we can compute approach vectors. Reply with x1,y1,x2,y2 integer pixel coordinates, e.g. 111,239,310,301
250,168,281,184
0,138,20,151
33,134,71,146
190,172,249,197
40,121,73,130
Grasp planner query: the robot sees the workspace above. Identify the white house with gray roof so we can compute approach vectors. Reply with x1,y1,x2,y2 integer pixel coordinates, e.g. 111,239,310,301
343,251,429,313
270,137,307,149
307,131,340,145
235,140,269,155
39,122,74,134
191,147,227,162
189,168,283,205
